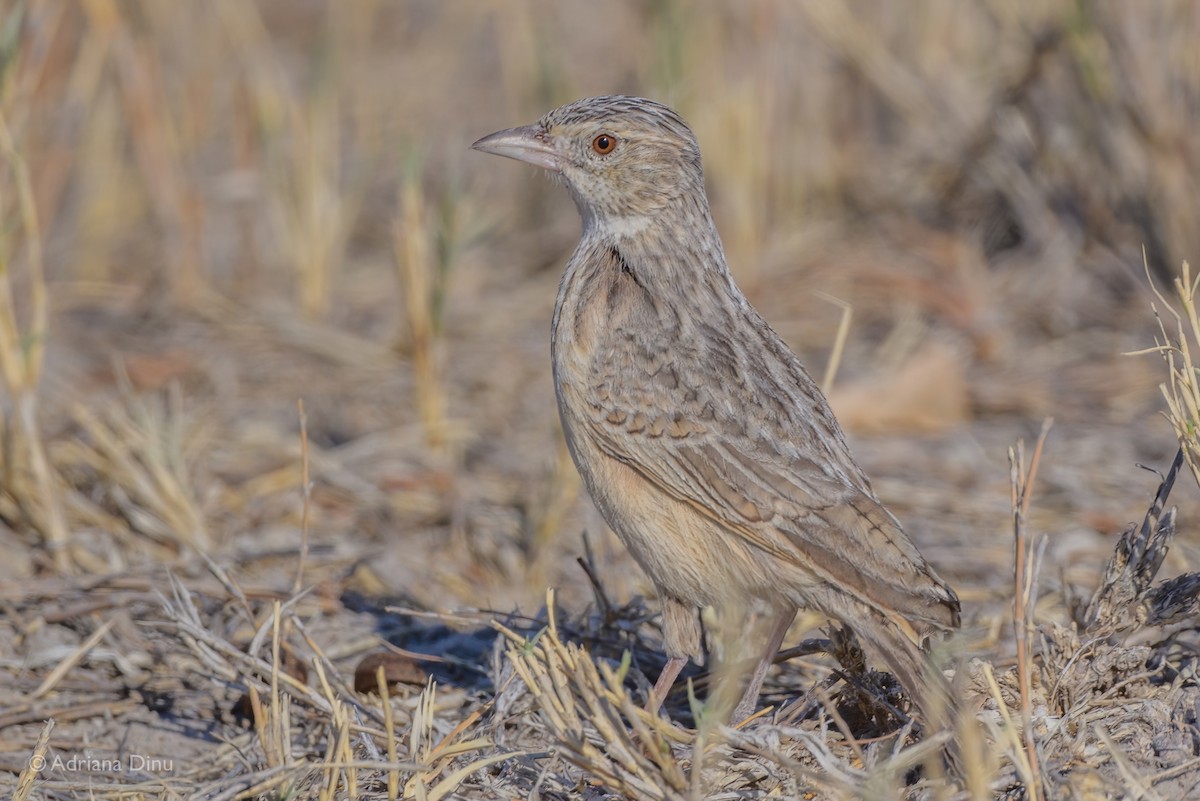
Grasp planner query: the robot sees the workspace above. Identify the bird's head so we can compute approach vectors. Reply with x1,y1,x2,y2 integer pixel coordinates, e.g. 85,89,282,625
472,96,705,232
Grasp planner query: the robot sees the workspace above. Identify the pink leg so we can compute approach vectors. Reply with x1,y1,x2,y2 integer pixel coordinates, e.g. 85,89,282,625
647,655,688,716
732,606,796,723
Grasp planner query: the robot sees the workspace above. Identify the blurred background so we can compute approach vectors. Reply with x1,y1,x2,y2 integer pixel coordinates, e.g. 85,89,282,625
2,0,1199,623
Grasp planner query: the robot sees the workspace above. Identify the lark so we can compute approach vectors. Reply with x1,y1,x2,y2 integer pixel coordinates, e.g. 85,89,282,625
473,96,960,724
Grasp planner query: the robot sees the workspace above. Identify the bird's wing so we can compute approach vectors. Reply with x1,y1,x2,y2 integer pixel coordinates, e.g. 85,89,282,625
572,323,960,632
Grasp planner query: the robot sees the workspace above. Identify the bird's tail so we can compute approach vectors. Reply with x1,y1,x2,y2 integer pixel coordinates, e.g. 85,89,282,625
861,616,953,719
854,608,963,775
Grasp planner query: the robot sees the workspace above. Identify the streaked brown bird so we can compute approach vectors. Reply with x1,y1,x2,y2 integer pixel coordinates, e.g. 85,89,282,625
472,96,960,724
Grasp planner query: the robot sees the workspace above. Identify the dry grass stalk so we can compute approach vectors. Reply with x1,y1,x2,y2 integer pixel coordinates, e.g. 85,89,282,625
1145,260,1200,488
276,95,354,320
814,291,853,394
216,0,359,319
31,617,115,699
796,2,940,132
87,0,204,305
394,171,449,450
293,397,312,596
720,721,861,800
242,602,297,796
1095,724,1165,801
978,660,1038,789
0,109,69,571
500,591,692,800
60,386,209,553
311,655,356,799
402,679,517,801
12,718,53,801
707,90,771,290
160,552,527,799
161,575,325,710
158,570,512,799
1007,420,1052,801
407,681,436,798
377,666,401,801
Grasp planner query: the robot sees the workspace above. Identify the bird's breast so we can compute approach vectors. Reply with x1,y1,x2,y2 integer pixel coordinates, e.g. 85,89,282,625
553,241,655,381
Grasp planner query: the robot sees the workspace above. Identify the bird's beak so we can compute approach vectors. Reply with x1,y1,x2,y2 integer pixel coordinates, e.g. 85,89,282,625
471,124,562,173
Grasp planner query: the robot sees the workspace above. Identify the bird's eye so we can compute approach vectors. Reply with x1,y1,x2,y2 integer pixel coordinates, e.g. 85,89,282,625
591,134,617,155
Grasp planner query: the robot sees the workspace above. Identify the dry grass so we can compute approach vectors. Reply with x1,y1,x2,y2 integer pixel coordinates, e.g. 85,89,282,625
2,1,1200,798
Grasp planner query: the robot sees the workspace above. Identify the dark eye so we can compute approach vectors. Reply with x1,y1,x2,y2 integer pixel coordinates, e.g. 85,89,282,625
591,134,617,155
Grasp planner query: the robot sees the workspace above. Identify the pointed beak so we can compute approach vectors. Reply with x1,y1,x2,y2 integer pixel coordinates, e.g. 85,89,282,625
471,124,562,173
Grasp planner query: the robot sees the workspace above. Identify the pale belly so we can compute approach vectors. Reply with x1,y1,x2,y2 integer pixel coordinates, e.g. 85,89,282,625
559,412,773,609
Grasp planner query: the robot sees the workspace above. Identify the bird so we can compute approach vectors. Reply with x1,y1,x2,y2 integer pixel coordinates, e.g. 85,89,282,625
471,95,961,726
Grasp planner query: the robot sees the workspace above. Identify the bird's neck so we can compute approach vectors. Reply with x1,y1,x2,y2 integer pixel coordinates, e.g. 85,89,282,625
586,201,740,295
552,200,750,355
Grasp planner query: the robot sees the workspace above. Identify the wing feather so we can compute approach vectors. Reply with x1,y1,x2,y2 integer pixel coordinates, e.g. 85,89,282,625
573,325,960,632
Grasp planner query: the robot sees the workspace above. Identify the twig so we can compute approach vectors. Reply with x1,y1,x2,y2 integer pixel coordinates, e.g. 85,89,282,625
577,529,614,623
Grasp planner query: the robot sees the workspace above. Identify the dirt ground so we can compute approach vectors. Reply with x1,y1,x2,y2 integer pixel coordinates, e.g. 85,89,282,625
3,2,1200,799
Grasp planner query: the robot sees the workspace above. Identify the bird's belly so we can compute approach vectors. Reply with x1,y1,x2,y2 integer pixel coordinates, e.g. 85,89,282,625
564,429,766,608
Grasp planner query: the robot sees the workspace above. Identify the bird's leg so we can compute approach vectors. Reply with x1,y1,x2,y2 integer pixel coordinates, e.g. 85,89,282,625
648,598,703,717
646,655,688,716
732,606,796,723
